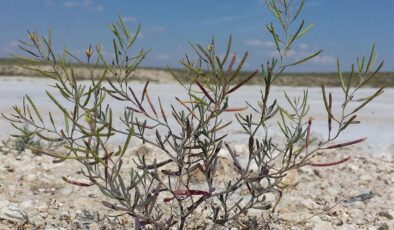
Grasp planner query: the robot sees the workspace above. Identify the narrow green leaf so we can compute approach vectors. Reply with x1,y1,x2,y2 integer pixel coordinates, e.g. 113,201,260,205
365,43,376,73
295,23,314,40
286,50,322,67
25,95,43,124
119,127,133,156
288,20,305,46
351,87,384,114
321,85,333,118
46,91,68,116
360,61,384,87
64,112,69,133
293,0,306,21
221,35,232,66
36,132,63,142
337,59,346,94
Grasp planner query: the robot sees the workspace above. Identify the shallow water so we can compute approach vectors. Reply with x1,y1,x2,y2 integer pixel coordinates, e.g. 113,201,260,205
0,76,393,157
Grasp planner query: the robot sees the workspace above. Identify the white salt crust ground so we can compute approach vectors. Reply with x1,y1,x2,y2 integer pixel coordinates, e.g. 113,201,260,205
0,77,393,229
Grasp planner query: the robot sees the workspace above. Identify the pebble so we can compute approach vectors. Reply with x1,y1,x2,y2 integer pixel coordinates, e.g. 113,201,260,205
348,164,359,172
57,187,73,196
89,223,100,230
337,224,359,230
326,184,341,196
20,199,33,209
377,222,390,230
378,210,394,220
299,166,314,175
38,203,48,212
25,174,37,182
278,212,310,222
352,201,366,209
302,199,320,210
264,193,276,203
88,194,97,198
282,169,300,187
0,200,27,223
312,220,332,230
347,208,364,219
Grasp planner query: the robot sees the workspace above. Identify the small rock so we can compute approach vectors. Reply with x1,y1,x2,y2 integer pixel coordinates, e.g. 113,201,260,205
1,147,10,152
89,223,100,230
38,203,48,212
264,193,276,203
299,166,314,175
348,164,359,172
25,174,37,182
57,202,64,207
279,212,310,222
377,223,389,230
378,210,394,220
302,199,319,210
5,165,14,173
359,174,373,185
0,200,27,223
326,184,341,196
88,194,97,198
45,226,67,230
57,187,73,196
337,224,359,230
352,201,365,209
20,200,33,209
367,226,380,230
312,220,332,230
347,208,364,219
282,169,300,187
40,212,48,219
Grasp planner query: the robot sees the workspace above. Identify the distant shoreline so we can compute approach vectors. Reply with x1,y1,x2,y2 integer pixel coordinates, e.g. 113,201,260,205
1,59,393,87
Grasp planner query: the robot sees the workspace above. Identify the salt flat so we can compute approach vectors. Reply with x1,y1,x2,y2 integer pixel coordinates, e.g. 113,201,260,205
0,76,393,157
0,77,393,229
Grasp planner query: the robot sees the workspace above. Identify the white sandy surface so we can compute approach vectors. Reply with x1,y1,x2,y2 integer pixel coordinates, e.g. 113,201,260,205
0,76,393,158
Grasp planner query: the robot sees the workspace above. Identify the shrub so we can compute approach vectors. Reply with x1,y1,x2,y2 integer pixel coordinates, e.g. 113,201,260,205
3,0,383,229
1,125,42,153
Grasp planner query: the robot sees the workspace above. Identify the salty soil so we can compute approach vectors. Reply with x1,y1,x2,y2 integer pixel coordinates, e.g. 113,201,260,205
0,142,392,229
0,77,393,229
1,77,394,153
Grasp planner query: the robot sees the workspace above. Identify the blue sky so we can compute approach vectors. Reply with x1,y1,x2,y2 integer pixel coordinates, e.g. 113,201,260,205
0,0,393,72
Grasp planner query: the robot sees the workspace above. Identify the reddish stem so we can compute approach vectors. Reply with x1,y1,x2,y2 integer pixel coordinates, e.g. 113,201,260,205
310,156,351,167
195,80,215,103
324,137,367,149
62,176,93,187
305,117,312,152
225,54,237,79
